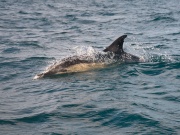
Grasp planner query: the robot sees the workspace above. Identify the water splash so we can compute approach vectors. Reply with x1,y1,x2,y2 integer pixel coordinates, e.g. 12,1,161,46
126,37,176,63
72,46,97,56
147,53,175,63
70,46,116,64
141,45,176,63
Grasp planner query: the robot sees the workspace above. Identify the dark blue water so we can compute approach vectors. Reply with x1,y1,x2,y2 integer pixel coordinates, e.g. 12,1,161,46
0,0,180,135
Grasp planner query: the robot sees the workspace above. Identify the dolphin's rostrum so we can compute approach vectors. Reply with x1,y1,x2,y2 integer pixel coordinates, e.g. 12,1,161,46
34,35,143,79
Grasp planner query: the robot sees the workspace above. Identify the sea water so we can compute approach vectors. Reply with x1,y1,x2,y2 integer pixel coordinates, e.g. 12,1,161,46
0,0,180,135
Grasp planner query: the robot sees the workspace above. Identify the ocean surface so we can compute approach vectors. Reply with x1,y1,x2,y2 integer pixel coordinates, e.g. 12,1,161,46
0,0,180,135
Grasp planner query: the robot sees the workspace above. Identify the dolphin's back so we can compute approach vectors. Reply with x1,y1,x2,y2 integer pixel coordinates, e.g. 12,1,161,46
59,56,91,68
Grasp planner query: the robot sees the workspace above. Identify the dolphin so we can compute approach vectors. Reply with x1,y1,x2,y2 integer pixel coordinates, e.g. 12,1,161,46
34,35,143,79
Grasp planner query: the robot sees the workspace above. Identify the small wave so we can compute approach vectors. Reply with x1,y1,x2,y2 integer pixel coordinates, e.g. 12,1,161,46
0,119,15,125
152,16,177,22
2,47,20,54
77,19,96,24
16,41,43,48
163,96,180,103
18,10,28,14
15,112,51,123
22,56,54,62
101,111,159,128
137,58,180,77
171,31,180,36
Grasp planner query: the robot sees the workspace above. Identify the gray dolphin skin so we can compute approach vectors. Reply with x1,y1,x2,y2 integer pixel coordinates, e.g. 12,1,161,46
103,35,140,62
34,35,143,79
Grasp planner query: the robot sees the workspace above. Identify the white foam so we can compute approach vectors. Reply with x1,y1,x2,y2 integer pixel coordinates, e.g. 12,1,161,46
73,46,97,56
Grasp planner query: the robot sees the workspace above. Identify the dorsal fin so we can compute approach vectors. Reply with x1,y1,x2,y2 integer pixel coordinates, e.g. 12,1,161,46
103,35,127,54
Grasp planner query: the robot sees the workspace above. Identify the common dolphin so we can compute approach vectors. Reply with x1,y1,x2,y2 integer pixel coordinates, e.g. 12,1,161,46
34,35,143,79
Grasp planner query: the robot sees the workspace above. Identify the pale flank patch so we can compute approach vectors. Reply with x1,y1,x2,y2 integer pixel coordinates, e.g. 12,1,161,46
33,63,106,79
56,63,106,74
